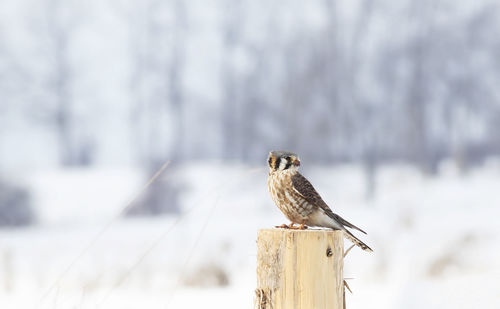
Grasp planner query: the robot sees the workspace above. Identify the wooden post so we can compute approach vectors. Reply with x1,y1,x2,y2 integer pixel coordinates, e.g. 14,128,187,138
255,229,344,309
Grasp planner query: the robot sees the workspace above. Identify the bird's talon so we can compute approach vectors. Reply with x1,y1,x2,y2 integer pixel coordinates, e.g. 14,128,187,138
275,224,290,229
288,224,308,230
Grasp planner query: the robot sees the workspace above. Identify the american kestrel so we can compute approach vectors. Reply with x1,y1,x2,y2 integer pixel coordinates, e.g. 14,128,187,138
267,150,372,252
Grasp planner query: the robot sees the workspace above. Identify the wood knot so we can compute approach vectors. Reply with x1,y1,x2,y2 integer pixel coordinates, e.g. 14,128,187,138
326,246,333,257
255,288,269,309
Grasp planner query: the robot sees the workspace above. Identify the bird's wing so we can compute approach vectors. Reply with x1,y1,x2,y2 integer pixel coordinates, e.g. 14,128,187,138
291,173,367,235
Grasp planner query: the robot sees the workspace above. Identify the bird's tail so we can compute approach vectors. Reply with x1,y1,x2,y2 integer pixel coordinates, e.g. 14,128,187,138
343,229,373,252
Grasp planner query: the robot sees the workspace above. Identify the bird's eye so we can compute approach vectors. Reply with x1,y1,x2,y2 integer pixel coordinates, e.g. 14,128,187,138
268,157,272,165
286,156,291,161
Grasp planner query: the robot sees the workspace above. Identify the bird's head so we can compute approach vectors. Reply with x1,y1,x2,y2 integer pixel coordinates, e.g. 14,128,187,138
268,150,301,172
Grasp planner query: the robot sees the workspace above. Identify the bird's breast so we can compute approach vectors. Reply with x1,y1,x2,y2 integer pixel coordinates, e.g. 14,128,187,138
267,171,312,223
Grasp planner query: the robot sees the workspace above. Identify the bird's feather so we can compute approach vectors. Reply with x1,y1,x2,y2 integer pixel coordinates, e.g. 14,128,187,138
291,173,368,234
343,228,373,252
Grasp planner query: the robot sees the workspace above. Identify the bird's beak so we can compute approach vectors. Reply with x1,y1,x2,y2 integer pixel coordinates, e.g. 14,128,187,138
293,159,301,166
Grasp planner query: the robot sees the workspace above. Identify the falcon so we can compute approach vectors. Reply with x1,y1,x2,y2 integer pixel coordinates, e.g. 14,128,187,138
267,150,372,252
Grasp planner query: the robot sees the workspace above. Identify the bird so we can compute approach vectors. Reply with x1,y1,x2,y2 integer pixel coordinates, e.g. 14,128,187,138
267,150,372,252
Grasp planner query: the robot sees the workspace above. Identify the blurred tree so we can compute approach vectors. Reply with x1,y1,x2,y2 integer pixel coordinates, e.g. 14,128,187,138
402,0,437,174
168,0,187,162
123,0,187,215
0,179,34,227
47,0,74,166
0,30,10,121
348,0,378,198
220,0,243,160
25,0,93,166
127,0,186,167
443,5,500,172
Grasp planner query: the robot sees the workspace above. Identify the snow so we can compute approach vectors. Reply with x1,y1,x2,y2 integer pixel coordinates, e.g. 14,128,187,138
1,161,499,308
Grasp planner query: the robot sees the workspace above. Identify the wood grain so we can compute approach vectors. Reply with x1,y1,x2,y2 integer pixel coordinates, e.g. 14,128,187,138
255,229,344,309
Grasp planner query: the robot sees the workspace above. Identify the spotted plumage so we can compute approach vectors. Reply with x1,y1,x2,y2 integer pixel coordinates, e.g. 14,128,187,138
267,150,373,252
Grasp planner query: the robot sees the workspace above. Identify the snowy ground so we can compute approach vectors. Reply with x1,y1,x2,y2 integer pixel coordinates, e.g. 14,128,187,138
1,160,499,309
